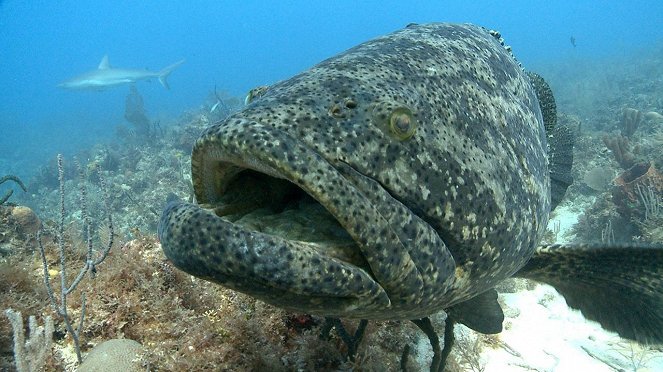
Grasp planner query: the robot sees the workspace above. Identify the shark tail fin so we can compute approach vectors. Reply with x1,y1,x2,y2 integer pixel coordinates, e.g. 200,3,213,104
515,244,663,344
157,59,185,90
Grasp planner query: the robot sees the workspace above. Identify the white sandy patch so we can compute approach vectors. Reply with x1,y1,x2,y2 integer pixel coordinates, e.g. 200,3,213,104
546,195,594,244
477,285,663,372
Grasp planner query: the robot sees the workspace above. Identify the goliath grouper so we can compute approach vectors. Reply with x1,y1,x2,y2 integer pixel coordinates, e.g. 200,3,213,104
159,23,663,369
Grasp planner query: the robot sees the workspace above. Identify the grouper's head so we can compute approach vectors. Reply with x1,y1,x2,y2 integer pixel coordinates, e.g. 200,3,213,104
158,82,455,319
158,23,549,320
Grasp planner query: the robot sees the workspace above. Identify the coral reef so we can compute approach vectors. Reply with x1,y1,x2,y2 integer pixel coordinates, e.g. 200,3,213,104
37,154,115,364
0,175,27,205
3,39,663,370
4,309,53,372
0,253,49,370
0,204,40,257
78,339,144,372
602,134,637,169
124,86,152,140
9,206,41,236
612,162,663,220
621,107,642,138
582,166,615,192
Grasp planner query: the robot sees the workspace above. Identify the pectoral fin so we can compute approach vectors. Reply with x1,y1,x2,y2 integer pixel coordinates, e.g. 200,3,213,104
516,244,663,343
447,288,504,334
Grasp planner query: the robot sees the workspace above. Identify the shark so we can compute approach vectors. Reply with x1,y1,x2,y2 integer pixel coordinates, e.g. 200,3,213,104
58,55,185,90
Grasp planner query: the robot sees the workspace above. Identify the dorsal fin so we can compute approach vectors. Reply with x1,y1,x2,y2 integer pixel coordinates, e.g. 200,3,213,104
98,55,111,70
527,72,556,133
527,71,574,210
547,124,574,210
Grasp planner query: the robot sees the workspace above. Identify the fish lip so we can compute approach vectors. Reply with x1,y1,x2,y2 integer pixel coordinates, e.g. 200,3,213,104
191,118,366,248
191,119,356,218
160,118,392,313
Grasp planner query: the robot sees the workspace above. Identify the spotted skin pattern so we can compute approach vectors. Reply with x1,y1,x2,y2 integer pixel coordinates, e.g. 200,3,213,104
159,23,550,320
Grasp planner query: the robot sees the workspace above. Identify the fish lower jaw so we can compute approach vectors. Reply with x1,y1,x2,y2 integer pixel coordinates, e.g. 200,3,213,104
159,200,391,315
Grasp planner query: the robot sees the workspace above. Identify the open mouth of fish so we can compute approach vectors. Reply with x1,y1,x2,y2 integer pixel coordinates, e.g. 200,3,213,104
159,119,396,315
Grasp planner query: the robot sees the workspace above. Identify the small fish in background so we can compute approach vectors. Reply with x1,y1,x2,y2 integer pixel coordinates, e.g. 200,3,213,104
58,55,185,90
244,85,269,105
570,36,577,48
210,85,226,113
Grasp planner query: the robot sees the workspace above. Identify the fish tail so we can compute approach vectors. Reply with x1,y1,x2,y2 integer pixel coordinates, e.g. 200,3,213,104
158,59,185,89
515,244,663,343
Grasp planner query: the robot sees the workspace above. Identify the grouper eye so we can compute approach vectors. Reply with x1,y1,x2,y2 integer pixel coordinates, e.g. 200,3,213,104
389,107,416,140
372,101,417,140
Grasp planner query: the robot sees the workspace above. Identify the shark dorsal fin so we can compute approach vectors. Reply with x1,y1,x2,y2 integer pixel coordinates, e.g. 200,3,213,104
98,55,111,70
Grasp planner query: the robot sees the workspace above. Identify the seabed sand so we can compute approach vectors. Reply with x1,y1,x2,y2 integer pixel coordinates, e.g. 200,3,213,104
482,284,663,372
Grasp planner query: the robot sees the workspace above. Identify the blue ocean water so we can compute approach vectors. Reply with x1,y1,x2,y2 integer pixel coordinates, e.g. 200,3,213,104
2,2,663,370
0,0,662,181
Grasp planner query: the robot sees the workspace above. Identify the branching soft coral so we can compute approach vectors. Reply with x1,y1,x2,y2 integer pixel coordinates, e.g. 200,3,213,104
0,175,27,205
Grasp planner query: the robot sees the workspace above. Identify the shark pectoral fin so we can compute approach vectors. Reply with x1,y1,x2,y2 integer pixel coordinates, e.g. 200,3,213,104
157,59,186,90
516,244,663,343
447,289,504,334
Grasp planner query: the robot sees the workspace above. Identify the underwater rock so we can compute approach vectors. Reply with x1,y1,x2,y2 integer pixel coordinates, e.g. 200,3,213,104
8,205,41,236
645,111,663,122
612,162,663,219
78,339,145,372
582,166,615,192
